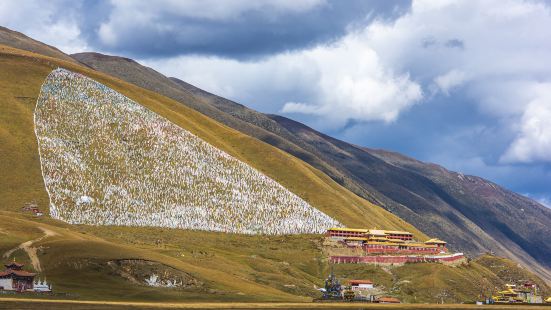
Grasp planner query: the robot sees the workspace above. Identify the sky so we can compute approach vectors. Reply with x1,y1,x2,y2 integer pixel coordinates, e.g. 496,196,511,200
1,0,551,207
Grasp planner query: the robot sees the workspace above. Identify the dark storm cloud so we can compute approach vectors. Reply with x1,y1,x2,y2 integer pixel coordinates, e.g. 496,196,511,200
83,0,411,59
77,1,113,42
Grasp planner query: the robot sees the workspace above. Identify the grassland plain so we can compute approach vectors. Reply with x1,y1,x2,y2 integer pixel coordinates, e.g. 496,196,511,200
0,45,550,304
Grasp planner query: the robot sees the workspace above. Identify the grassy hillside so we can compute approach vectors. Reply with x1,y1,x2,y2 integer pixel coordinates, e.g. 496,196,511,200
0,212,312,302
332,255,550,304
0,44,418,233
72,52,371,204
35,68,338,234
1,45,550,303
0,27,78,64
2,211,547,304
71,52,551,284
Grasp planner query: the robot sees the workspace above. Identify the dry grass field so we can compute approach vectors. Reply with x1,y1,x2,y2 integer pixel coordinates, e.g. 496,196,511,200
1,298,551,310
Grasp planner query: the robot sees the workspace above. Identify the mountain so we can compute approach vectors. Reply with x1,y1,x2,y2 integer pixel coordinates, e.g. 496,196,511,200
72,53,551,283
0,26,78,64
0,43,427,302
35,68,339,234
70,52,353,198
0,26,550,303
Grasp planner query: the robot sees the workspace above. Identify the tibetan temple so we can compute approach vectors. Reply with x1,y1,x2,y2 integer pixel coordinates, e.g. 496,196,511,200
0,261,36,292
326,227,465,266
493,283,543,304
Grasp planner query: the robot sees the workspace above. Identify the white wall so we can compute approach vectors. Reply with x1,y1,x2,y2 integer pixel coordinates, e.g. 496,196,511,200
0,278,13,290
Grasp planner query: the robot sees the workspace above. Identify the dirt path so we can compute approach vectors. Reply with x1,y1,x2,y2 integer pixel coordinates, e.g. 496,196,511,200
3,227,58,272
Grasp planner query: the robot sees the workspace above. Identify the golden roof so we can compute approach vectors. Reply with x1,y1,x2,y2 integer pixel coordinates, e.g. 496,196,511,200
344,237,368,241
366,242,401,246
368,229,387,236
369,237,389,241
383,230,413,235
329,228,414,236
328,227,369,233
425,238,447,244
498,289,518,296
403,243,437,248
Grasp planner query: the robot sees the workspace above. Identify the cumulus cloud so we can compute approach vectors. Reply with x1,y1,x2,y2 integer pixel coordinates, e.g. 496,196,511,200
88,0,409,59
136,0,551,164
501,84,551,163
146,0,551,145
309,0,551,163
434,70,467,95
0,0,89,54
280,35,423,125
146,28,423,128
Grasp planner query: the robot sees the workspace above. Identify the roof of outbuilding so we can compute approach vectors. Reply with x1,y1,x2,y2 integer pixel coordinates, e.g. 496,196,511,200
4,261,24,268
328,227,369,233
0,269,36,277
383,230,413,235
425,238,447,244
349,279,373,285
378,296,401,303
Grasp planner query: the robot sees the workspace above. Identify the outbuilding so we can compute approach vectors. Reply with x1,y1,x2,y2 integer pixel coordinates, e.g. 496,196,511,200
377,296,401,303
0,261,36,292
349,279,374,290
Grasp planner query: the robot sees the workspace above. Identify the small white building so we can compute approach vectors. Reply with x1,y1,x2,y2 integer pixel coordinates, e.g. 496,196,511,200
349,279,374,290
33,278,52,292
0,261,36,292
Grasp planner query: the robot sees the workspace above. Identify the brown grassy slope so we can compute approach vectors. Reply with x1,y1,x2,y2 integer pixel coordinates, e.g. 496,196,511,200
333,256,550,304
0,44,421,234
59,219,551,304
0,212,312,302
7,211,530,304
1,211,549,303
0,27,78,64
70,52,551,285
365,148,551,283
70,52,364,201
475,254,550,293
3,28,550,285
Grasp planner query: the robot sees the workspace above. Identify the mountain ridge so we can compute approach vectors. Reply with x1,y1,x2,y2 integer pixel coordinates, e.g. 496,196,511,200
71,51,551,284
0,26,78,64
0,27,550,302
